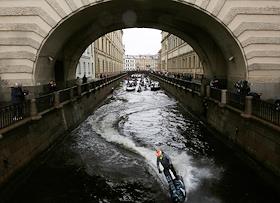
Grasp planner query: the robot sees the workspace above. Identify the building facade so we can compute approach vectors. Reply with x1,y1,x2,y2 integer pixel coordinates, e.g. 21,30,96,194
124,55,136,71
94,30,125,78
76,30,125,79
76,44,95,79
159,31,203,78
124,54,158,71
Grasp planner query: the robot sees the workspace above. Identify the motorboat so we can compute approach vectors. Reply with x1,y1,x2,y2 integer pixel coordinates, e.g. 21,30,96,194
150,82,160,91
126,83,136,91
164,171,186,203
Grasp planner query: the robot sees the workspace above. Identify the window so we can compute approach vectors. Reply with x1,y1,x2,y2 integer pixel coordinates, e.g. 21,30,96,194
83,62,86,75
78,63,81,74
193,56,195,68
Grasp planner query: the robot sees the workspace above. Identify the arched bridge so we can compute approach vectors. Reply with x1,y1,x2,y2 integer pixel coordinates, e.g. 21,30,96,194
0,0,279,99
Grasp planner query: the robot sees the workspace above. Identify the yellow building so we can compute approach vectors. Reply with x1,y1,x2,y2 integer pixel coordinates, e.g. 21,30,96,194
134,55,158,71
94,30,125,78
160,31,203,78
77,30,125,79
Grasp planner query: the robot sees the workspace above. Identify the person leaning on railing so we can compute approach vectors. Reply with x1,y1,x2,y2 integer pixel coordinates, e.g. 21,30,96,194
11,83,25,120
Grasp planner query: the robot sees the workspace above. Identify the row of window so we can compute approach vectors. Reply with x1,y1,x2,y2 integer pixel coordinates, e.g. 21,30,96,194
96,58,122,74
95,34,124,61
77,61,94,76
161,52,203,72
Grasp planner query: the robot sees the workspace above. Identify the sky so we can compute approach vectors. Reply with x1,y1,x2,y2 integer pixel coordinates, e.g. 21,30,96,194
123,28,161,55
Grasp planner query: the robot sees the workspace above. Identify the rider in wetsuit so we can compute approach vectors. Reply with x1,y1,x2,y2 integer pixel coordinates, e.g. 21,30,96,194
156,149,178,180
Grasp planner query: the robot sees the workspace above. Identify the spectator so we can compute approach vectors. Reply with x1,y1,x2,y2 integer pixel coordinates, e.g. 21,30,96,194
11,83,25,120
76,77,81,85
47,80,56,106
48,80,57,93
82,75,87,83
210,76,219,88
234,80,250,96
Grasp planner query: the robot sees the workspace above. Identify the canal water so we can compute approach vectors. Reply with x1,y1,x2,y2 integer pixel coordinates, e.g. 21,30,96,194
8,80,279,203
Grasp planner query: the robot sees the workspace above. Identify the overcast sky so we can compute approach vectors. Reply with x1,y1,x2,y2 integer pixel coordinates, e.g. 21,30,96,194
123,28,161,55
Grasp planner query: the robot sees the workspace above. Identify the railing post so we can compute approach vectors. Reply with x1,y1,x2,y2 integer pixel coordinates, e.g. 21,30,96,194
242,96,253,118
70,88,74,99
54,92,60,108
30,99,37,117
206,85,211,97
200,84,205,96
221,89,227,104
30,98,41,120
77,84,81,96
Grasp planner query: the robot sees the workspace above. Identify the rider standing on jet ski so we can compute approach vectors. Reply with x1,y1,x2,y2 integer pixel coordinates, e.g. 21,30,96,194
156,149,178,180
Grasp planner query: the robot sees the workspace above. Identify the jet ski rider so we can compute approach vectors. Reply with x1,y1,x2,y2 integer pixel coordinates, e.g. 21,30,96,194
156,149,178,180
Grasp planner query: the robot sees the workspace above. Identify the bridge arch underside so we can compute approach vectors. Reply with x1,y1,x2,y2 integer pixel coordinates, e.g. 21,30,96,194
35,0,246,90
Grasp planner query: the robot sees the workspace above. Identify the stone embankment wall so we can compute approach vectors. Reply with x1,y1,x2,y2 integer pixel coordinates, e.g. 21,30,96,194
154,76,280,192
0,78,122,193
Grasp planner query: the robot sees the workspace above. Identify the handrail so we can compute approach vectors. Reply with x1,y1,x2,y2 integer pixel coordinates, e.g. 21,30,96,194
0,101,30,129
0,73,126,129
252,98,280,126
150,72,279,126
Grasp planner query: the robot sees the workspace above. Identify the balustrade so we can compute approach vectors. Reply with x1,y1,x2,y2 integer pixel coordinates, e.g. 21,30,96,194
0,73,126,129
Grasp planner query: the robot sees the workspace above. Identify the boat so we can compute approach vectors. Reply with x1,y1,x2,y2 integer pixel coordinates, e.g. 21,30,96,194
126,83,136,91
150,82,160,91
165,171,186,203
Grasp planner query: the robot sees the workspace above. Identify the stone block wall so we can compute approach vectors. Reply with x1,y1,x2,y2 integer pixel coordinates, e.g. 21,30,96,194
155,77,280,191
0,78,121,193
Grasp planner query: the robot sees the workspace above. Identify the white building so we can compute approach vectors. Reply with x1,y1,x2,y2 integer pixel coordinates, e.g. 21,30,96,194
124,55,136,71
76,44,95,80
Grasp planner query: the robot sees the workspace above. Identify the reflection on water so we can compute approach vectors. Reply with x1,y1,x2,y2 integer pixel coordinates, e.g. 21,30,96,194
9,81,279,203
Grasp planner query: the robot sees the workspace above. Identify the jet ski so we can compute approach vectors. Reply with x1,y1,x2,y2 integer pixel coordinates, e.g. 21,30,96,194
164,170,186,203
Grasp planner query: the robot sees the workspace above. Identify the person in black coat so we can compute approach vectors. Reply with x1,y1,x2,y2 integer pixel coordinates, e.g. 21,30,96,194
11,83,25,120
82,75,87,84
48,80,57,93
156,149,178,179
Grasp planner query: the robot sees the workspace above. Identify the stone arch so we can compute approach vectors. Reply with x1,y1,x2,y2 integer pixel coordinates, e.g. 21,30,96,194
34,0,247,89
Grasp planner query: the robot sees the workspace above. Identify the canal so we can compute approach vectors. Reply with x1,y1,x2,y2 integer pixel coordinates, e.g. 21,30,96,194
8,80,279,203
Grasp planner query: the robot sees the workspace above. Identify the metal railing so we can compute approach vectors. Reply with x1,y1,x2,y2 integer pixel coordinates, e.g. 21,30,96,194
153,73,201,93
59,88,71,103
36,93,55,113
151,72,280,126
0,101,30,129
210,87,221,101
252,99,280,125
227,92,245,110
0,73,126,129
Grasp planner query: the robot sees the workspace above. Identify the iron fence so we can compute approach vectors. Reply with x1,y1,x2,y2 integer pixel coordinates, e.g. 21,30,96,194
252,99,280,125
0,73,126,130
0,101,30,129
191,82,201,93
59,88,71,103
73,86,78,97
210,87,221,101
36,93,55,113
227,92,245,110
